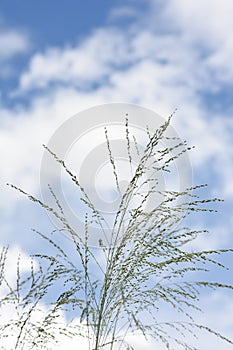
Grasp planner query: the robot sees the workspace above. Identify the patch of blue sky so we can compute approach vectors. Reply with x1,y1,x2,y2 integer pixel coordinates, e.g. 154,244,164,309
0,0,114,47
199,85,233,115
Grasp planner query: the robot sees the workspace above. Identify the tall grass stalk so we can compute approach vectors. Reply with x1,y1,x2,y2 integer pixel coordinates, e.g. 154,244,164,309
2,114,233,349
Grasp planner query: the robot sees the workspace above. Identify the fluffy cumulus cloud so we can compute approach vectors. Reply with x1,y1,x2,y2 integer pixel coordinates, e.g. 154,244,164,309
19,28,123,91
162,0,233,83
0,1,233,349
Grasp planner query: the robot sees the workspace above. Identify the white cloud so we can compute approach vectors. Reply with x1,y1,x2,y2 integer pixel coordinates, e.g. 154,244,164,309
164,0,233,44
0,26,30,78
162,0,233,82
15,0,233,93
108,5,140,22
0,29,30,61
19,28,130,92
0,86,110,218
18,27,207,96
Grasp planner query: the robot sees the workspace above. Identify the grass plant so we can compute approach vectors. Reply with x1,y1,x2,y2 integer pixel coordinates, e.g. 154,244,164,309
1,114,233,349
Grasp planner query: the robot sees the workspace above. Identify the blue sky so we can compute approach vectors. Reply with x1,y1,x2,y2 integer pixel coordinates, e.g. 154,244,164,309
0,0,112,42
0,0,233,349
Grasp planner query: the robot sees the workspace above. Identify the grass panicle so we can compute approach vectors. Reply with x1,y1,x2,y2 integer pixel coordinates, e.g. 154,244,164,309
1,113,232,349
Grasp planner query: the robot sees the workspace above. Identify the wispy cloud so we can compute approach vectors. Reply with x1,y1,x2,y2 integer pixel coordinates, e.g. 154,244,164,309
159,0,233,83
0,29,29,61
0,26,30,78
